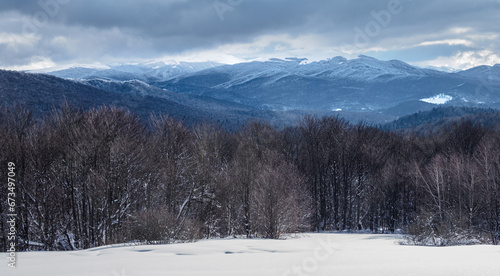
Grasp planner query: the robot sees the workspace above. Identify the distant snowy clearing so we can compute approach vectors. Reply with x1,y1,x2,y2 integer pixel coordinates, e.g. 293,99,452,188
420,94,453,104
3,233,500,276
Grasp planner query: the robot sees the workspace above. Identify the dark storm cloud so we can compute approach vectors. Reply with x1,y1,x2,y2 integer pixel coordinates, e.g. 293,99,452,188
47,1,500,42
1,0,500,68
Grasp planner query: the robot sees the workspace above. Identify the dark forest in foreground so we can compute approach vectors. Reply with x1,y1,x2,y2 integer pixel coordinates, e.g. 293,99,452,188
1,104,499,251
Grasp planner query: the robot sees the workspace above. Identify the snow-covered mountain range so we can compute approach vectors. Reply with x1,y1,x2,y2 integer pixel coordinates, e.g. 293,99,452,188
31,61,223,82
25,56,500,123
34,55,438,83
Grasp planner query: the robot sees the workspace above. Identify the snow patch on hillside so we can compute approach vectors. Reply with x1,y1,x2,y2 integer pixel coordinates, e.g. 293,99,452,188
420,94,453,105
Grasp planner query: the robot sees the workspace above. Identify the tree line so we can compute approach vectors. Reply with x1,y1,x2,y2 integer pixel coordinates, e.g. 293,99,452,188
1,104,499,251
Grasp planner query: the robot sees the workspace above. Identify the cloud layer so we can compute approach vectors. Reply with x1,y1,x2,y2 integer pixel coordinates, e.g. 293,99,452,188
1,0,499,70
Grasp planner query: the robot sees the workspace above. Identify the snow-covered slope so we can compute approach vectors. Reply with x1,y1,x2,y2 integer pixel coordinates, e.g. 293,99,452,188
457,64,500,82
33,56,437,84
301,55,436,81
194,55,438,90
33,61,224,82
2,233,499,276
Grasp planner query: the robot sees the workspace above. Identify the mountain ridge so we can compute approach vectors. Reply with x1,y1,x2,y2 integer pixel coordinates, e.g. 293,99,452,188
0,69,294,130
10,55,500,125
35,56,447,83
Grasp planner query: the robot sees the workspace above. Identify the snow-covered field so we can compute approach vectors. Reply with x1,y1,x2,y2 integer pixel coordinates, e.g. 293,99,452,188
2,233,500,276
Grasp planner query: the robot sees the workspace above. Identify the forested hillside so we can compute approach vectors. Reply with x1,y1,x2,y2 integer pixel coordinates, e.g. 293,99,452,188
384,106,500,133
1,104,499,251
0,70,287,130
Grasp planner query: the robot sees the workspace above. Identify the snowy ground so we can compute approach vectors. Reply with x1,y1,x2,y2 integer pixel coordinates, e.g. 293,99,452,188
2,233,500,276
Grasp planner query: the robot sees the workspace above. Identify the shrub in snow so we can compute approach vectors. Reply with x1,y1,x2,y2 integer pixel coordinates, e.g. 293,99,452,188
120,208,202,244
402,213,485,246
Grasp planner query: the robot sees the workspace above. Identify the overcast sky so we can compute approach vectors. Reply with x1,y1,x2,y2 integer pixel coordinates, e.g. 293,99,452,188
1,0,500,70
